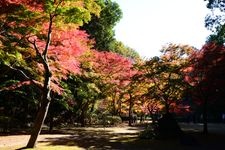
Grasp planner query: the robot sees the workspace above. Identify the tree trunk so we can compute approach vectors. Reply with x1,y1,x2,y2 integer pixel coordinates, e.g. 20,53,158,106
203,98,208,134
27,54,52,148
49,112,54,132
140,114,143,123
165,101,170,114
26,99,50,148
26,14,53,148
128,94,133,126
80,110,85,127
80,103,88,127
26,64,51,148
150,113,156,125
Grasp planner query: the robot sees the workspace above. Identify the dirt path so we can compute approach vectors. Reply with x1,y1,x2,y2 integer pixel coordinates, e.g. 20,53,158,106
0,126,142,150
1,124,225,150
0,134,72,149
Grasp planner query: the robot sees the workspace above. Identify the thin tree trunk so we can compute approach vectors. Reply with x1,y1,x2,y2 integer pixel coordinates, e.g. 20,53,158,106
150,113,156,125
80,110,85,127
199,82,208,135
49,112,54,132
80,103,88,127
165,99,170,114
128,94,133,126
26,14,53,148
203,98,208,134
161,97,169,114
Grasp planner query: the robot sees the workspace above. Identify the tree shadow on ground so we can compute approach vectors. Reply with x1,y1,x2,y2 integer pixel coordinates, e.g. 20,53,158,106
36,126,225,150
9,123,225,150
38,128,138,149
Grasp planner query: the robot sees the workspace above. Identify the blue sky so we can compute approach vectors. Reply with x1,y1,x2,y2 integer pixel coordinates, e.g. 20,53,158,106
113,0,212,58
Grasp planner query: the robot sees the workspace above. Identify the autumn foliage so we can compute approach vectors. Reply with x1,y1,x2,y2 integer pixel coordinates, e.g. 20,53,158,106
186,42,225,104
92,50,135,85
1,1,225,148
29,27,92,93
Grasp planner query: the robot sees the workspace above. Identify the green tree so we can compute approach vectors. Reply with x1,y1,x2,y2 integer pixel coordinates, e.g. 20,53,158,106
65,56,102,127
66,75,101,127
81,0,122,51
112,41,140,60
205,0,225,43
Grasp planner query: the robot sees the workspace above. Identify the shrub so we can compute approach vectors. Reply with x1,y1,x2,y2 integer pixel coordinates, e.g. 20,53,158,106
106,116,122,125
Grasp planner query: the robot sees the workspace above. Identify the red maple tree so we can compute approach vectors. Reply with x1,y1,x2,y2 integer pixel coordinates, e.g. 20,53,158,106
185,42,225,134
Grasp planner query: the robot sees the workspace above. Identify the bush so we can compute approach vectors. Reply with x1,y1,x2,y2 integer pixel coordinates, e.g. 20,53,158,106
101,115,122,126
86,113,122,126
88,113,99,125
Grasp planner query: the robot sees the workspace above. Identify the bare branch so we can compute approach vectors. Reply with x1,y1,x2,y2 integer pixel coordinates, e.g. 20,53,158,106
0,65,42,91
33,40,43,59
27,37,45,64
54,0,63,16
7,65,30,80
43,14,54,57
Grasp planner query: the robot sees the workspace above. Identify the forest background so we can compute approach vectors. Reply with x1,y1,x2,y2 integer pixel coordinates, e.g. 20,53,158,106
0,0,225,148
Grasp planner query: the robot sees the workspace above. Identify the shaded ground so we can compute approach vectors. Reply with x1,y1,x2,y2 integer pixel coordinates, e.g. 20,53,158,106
0,123,225,150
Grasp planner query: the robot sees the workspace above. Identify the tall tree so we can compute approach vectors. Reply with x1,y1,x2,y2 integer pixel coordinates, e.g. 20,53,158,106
205,0,225,31
90,50,135,116
65,53,103,126
123,73,148,126
80,0,122,51
66,74,101,127
112,41,140,60
205,0,225,43
185,42,225,134
144,44,194,114
0,0,101,148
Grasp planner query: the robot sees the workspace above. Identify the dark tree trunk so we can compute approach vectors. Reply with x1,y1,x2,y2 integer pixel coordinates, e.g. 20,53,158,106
150,113,156,125
140,114,143,123
80,103,88,127
112,98,117,115
118,100,122,116
49,113,54,132
165,101,170,114
203,98,208,134
80,110,85,127
128,94,133,126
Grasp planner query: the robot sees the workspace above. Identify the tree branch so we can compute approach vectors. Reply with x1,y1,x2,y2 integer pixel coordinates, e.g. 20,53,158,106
0,65,42,91
43,14,54,57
